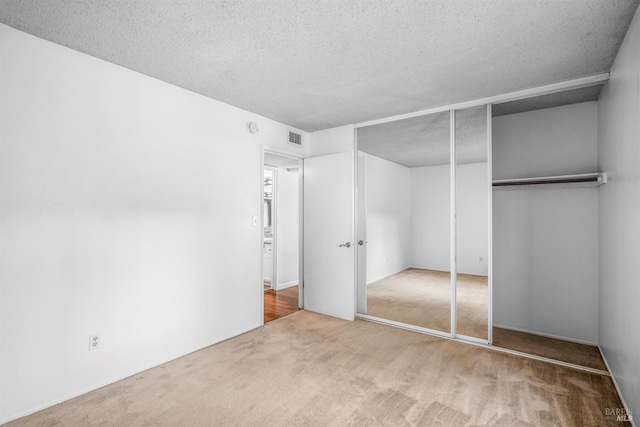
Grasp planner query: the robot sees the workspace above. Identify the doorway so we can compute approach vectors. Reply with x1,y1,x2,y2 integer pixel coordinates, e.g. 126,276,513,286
262,150,303,323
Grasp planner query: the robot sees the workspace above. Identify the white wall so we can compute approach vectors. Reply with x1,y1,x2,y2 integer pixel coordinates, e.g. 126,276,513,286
0,25,307,423
456,163,489,276
492,103,598,180
597,6,640,416
275,169,299,289
410,164,451,272
492,102,599,344
410,162,488,275
363,153,411,284
309,125,354,157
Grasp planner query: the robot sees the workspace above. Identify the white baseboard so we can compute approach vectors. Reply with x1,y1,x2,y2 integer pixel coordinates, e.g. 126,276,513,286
367,266,489,284
493,323,598,346
599,346,636,427
407,265,451,274
275,280,298,290
408,266,488,277
366,266,412,285
0,323,261,425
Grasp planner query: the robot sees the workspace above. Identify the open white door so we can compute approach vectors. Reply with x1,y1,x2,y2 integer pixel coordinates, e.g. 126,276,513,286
303,152,355,320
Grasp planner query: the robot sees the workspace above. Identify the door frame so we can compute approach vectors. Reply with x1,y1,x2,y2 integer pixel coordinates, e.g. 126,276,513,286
261,146,304,322
263,165,277,290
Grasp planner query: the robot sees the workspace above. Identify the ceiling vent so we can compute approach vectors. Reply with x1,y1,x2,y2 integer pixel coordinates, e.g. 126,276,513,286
289,131,302,147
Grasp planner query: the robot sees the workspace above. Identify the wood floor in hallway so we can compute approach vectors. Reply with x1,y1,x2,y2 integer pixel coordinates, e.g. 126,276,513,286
264,285,299,323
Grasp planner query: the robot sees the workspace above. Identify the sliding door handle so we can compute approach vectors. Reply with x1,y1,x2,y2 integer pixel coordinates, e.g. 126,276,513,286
338,242,352,248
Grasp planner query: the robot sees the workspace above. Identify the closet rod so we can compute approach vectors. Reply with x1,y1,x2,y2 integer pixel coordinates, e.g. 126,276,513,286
493,172,606,188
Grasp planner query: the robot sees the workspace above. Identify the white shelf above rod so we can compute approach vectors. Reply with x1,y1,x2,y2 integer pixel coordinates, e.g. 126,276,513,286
493,172,607,190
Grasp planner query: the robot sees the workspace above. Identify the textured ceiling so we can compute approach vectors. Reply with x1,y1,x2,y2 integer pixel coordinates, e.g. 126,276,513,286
0,1,638,132
358,106,488,168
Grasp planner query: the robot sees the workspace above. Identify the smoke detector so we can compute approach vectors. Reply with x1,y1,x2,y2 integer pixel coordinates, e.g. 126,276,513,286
246,122,260,134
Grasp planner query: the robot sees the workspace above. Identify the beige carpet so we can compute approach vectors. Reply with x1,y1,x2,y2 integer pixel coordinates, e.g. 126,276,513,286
366,268,488,339
8,310,626,426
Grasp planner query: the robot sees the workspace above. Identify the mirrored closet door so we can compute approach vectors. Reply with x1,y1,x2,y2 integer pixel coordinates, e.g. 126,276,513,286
355,105,493,343
356,112,451,335
454,105,490,341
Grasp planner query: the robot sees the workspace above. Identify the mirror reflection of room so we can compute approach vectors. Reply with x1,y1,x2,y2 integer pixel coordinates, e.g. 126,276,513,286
455,105,489,341
357,112,452,334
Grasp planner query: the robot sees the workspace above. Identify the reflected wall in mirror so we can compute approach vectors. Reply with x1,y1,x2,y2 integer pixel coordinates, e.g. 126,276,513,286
455,105,489,341
356,112,451,334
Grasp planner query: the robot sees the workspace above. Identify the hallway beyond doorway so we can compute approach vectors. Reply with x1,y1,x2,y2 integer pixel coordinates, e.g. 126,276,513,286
264,286,299,323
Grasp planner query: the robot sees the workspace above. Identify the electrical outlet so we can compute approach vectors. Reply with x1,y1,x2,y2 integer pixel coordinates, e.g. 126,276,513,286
89,334,100,351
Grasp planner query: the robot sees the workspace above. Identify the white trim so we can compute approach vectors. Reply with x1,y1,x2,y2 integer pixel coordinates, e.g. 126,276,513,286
298,159,304,309
356,314,452,339
407,266,451,274
277,280,299,290
366,266,412,286
262,145,305,160
353,128,360,317
351,130,358,320
456,333,489,345
271,166,278,291
599,346,637,427
450,109,457,339
263,165,278,291
0,324,262,425
406,267,490,278
484,343,610,376
355,150,368,315
355,316,610,376
260,148,267,323
487,103,493,345
354,73,609,129
493,323,598,346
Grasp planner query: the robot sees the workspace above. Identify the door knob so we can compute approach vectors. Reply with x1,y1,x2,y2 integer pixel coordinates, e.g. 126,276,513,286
338,242,352,248
358,240,365,246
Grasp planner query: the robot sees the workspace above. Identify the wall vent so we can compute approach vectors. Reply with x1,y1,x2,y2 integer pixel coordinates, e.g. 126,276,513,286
289,131,302,146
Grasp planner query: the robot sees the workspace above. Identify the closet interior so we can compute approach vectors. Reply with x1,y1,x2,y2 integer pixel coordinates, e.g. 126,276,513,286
355,82,607,370
491,86,606,370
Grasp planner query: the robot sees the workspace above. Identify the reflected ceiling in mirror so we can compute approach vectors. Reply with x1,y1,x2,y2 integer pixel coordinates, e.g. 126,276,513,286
456,105,488,165
357,110,486,167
